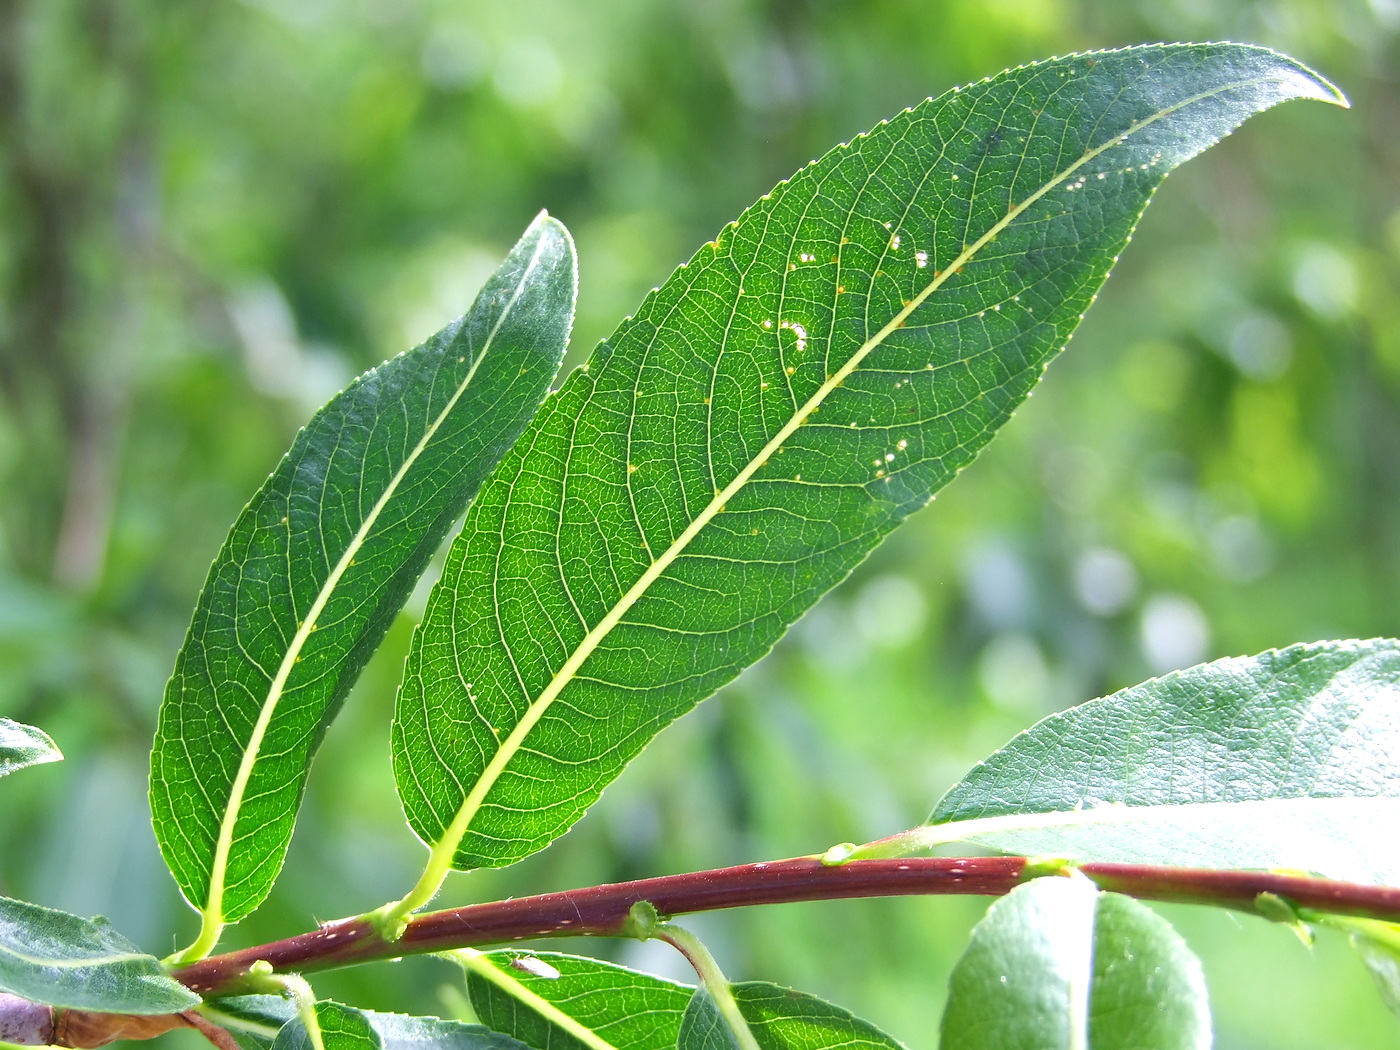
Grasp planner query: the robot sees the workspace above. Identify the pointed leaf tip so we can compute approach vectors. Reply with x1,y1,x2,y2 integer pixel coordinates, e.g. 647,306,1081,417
392,43,1348,874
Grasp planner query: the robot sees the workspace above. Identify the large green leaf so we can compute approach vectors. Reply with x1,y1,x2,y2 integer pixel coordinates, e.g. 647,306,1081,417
391,45,1344,873
907,640,1400,884
678,983,907,1050
465,951,692,1050
940,877,1209,1050
149,213,576,949
0,895,198,1014
0,719,60,778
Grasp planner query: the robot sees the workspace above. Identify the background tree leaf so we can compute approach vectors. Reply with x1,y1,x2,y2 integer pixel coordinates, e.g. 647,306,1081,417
0,895,198,1013
149,213,577,944
392,44,1344,873
0,718,60,778
918,639,1400,883
465,950,691,1050
678,982,908,1050
940,877,1209,1050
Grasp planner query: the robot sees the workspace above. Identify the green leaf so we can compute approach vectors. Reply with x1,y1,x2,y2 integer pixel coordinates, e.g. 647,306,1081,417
272,1001,383,1050
940,877,1209,1050
149,212,577,949
465,950,692,1050
0,718,61,778
679,982,908,1050
247,1000,529,1050
0,895,199,1014
914,639,1400,883
391,44,1345,873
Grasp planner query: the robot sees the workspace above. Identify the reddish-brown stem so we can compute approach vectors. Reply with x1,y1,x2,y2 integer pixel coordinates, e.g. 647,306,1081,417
172,855,1400,998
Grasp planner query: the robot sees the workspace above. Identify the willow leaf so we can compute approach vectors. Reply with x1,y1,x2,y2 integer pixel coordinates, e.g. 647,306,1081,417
678,983,907,1050
902,640,1400,884
210,998,529,1050
0,719,61,778
0,896,198,1014
465,951,692,1050
392,44,1344,877
940,878,1209,1050
150,212,576,952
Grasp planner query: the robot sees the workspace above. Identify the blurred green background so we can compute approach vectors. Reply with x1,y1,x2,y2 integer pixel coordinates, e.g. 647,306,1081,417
2,0,1398,1046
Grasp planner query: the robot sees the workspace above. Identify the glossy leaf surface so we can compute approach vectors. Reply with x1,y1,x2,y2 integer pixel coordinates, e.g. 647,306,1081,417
466,951,691,1050
0,719,60,778
678,983,907,1050
0,895,198,1013
940,877,1208,1049
922,640,1400,883
392,45,1343,870
150,214,576,934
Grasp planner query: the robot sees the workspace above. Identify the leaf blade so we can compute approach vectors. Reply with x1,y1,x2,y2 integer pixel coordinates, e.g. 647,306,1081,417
679,982,908,1050
394,45,1344,871
922,639,1400,883
0,896,198,1014
0,719,61,778
939,878,1209,1050
150,213,576,937
465,950,692,1050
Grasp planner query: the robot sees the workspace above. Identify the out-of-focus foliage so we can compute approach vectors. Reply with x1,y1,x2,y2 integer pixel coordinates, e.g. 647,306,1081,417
0,1,1396,1047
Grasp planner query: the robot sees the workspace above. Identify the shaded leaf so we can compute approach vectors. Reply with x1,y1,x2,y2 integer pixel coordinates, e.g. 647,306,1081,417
0,895,198,1014
940,877,1209,1049
679,982,907,1050
242,999,529,1050
466,950,691,1050
391,45,1344,871
0,719,60,778
150,213,577,941
920,639,1400,883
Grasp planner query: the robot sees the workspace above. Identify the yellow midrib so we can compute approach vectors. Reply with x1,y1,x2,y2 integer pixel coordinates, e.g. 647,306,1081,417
426,76,1284,871
186,224,556,957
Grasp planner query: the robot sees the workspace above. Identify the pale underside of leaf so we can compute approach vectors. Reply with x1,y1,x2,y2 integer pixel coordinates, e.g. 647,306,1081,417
0,719,62,777
916,797,1400,884
910,639,1400,882
397,45,1344,875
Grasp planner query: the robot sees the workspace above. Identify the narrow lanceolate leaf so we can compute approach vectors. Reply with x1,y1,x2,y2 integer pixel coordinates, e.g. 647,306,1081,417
209,998,529,1050
150,213,576,943
393,44,1345,872
940,877,1209,1050
0,719,61,778
679,983,907,1050
908,639,1400,884
465,951,692,1050
0,896,198,1013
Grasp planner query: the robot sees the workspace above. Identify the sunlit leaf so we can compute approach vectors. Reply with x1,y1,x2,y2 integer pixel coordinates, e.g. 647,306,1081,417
391,44,1344,873
0,719,60,778
940,877,1209,1049
678,982,908,1050
272,1001,383,1050
465,950,691,1050
0,895,198,1014
914,640,1400,883
150,213,577,947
